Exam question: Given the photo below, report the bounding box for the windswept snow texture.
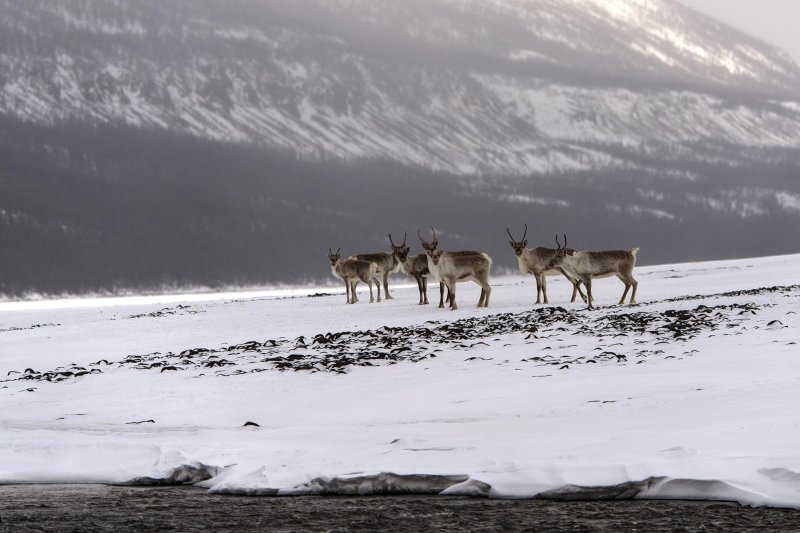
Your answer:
[1,254,799,507]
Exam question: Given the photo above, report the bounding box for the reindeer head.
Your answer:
[547,234,572,269]
[418,227,439,255]
[327,247,341,267]
[389,232,411,262]
[429,248,444,266]
[507,224,528,256]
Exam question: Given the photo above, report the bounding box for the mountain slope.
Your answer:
[1,0,799,175]
[0,0,799,296]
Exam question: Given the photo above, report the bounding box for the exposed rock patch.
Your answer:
[124,463,220,486]
[3,285,795,388]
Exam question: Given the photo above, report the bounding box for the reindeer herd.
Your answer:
[328,226,639,310]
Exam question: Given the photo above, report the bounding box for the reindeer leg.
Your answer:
[368,279,375,303]
[584,278,594,309]
[559,268,583,303]
[534,273,543,304]
[570,280,587,303]
[345,281,350,304]
[383,272,393,299]
[479,277,491,308]
[439,282,445,308]
[619,284,630,305]
[629,276,638,304]
[448,280,457,310]
[352,281,359,303]
[376,276,382,302]
[541,274,549,304]
[575,279,587,303]
[422,276,429,305]
[616,273,630,305]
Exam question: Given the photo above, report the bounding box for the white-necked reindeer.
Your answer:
[349,245,402,300]
[417,228,481,308]
[328,248,382,304]
[389,232,433,305]
[547,235,639,309]
[419,228,492,310]
[507,224,587,305]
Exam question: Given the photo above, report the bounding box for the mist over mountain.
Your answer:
[1,0,799,297]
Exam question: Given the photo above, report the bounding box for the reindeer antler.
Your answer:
[389,233,397,247]
[402,231,407,246]
[555,234,562,251]
[506,227,516,243]
[508,224,528,244]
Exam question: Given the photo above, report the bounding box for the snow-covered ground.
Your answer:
[1,254,798,507]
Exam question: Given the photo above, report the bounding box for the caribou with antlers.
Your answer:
[328,248,382,304]
[506,224,587,305]
[417,227,481,308]
[419,228,492,310]
[349,244,402,300]
[389,232,434,305]
[547,235,639,309]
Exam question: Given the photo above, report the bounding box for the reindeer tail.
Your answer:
[482,253,494,265]
[630,247,640,258]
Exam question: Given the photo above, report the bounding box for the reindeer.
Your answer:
[349,244,402,300]
[428,248,492,310]
[417,227,482,308]
[419,228,491,310]
[547,235,639,309]
[507,224,587,305]
[328,248,382,304]
[389,232,433,305]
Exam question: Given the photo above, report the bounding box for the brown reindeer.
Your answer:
[419,228,492,310]
[349,244,402,300]
[507,224,586,304]
[547,235,639,309]
[389,232,433,305]
[328,248,381,304]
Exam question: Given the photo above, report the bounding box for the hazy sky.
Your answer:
[678,0,800,65]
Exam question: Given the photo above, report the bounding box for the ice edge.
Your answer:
[116,466,786,507]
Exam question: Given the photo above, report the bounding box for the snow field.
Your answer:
[1,254,798,506]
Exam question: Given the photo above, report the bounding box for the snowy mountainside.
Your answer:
[1,0,800,296]
[0,0,799,175]
[316,0,800,92]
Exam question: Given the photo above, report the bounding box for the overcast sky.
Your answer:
[678,0,800,65]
